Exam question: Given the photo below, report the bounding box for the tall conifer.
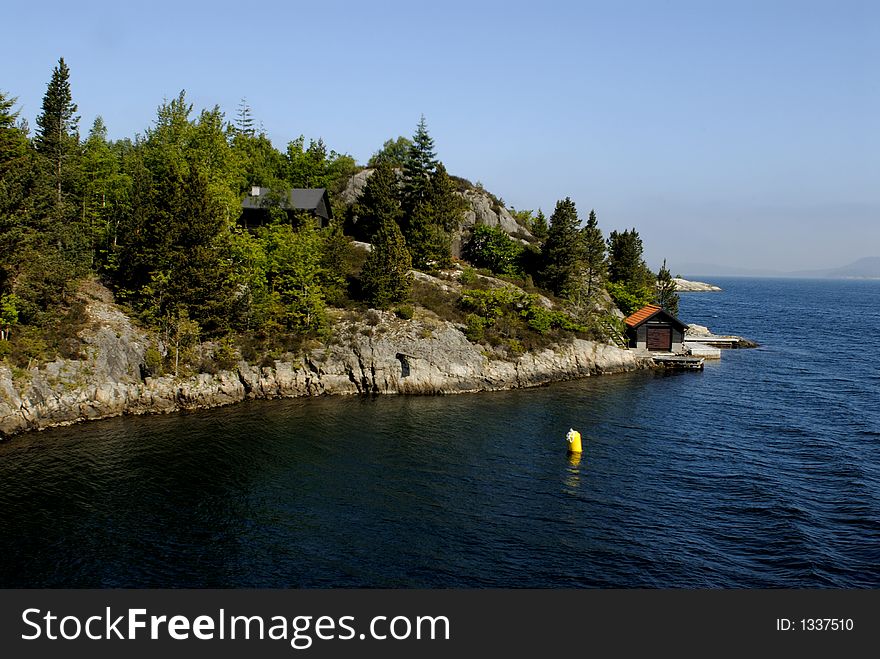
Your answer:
[361,215,412,308]
[35,57,79,204]
[540,197,582,297]
[655,259,680,316]
[581,209,606,303]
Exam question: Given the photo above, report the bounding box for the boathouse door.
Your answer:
[646,326,672,351]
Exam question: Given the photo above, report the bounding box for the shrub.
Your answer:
[462,225,524,276]
[144,347,164,377]
[395,304,414,320]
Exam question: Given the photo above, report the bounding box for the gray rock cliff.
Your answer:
[0,287,648,438]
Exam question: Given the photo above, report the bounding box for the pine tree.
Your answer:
[353,161,401,242]
[80,116,117,264]
[655,259,680,317]
[235,98,255,136]
[540,197,582,297]
[580,209,606,304]
[401,115,437,213]
[35,57,79,204]
[605,228,655,314]
[360,215,412,309]
[0,92,28,167]
[606,228,653,287]
[530,208,548,241]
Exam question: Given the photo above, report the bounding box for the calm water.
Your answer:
[1,278,878,587]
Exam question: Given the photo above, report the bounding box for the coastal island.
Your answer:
[0,60,753,438]
[673,278,722,292]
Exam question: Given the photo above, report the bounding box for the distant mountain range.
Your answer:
[675,257,880,280]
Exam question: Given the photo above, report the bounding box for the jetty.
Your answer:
[650,354,705,370]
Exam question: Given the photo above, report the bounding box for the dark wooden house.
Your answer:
[624,304,687,353]
[240,186,333,229]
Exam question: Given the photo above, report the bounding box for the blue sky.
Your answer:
[4,0,877,273]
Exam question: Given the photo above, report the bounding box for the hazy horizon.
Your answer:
[3,0,876,273]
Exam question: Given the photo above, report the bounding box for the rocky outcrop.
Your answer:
[673,277,722,292]
[339,169,533,242]
[458,188,530,238]
[0,293,650,438]
[685,323,758,348]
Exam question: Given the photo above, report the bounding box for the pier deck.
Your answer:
[650,354,705,370]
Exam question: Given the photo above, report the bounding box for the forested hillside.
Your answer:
[0,58,677,374]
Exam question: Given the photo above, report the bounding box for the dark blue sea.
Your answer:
[1,278,878,587]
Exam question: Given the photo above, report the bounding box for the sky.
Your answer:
[3,0,877,273]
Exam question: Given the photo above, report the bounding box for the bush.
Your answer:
[395,305,414,320]
[213,337,239,371]
[465,313,486,341]
[144,347,164,377]
[462,225,524,276]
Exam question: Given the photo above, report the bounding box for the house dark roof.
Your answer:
[241,187,332,219]
[624,304,687,331]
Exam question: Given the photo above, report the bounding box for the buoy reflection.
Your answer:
[564,450,582,490]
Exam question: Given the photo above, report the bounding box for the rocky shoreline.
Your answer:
[0,292,651,439]
[673,277,722,292]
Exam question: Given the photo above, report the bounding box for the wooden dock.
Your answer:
[650,354,705,370]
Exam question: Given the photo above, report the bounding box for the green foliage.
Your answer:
[212,336,239,371]
[540,197,583,297]
[606,280,654,316]
[459,287,587,355]
[607,228,654,287]
[655,259,680,317]
[463,224,524,276]
[0,293,19,340]
[360,216,412,309]
[144,347,164,377]
[34,57,80,202]
[606,228,655,316]
[394,304,414,320]
[459,267,477,285]
[569,208,606,313]
[352,161,401,242]
[285,136,357,195]
[404,162,465,269]
[261,222,327,333]
[402,115,437,209]
[368,136,412,168]
[234,98,255,136]
[530,209,549,241]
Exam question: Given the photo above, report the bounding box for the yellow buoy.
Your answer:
[566,428,582,454]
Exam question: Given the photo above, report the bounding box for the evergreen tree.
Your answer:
[606,228,653,287]
[81,117,128,264]
[352,161,401,242]
[0,92,28,166]
[35,57,80,205]
[580,209,606,304]
[234,98,255,136]
[540,197,583,297]
[360,215,412,308]
[0,91,30,299]
[605,228,655,314]
[655,259,680,317]
[401,115,437,212]
[530,208,548,241]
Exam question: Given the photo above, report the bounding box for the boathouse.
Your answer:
[624,304,687,353]
[240,186,333,229]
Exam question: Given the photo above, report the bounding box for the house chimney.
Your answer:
[250,186,261,197]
